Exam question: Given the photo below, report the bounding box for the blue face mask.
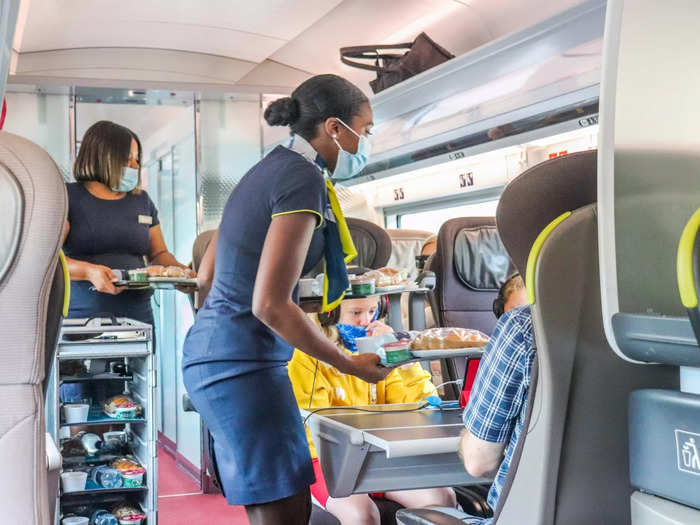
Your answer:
[336,323,368,353]
[331,118,371,181]
[113,167,139,192]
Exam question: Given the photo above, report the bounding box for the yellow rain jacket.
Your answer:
[288,347,436,459]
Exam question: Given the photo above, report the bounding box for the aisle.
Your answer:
[158,446,249,524]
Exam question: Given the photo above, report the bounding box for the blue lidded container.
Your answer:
[89,465,123,489]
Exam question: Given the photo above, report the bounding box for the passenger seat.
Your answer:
[397,150,678,524]
[429,217,509,399]
[0,131,68,523]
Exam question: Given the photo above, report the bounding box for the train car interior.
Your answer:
[0,0,699,524]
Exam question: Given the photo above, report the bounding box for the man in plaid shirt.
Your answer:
[459,303,535,523]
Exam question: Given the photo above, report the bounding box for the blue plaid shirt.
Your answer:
[462,305,535,523]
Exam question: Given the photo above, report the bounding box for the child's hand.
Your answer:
[366,321,393,337]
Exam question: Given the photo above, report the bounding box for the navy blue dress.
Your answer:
[63,183,159,325]
[182,145,327,505]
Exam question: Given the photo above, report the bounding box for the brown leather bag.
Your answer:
[340,33,454,94]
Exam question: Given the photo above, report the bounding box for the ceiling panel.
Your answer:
[18,0,343,59]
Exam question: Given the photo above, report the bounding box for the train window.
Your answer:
[397,199,499,232]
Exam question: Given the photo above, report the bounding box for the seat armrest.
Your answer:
[396,507,471,525]
[46,433,61,471]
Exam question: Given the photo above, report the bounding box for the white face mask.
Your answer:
[331,119,371,180]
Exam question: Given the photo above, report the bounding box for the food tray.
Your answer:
[113,280,150,289]
[113,278,197,290]
[148,277,197,284]
[375,284,409,293]
[410,348,487,359]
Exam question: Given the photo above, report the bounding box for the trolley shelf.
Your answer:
[60,407,145,427]
[61,373,133,384]
[62,480,147,497]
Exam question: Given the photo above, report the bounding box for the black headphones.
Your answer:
[318,295,390,326]
[493,272,521,319]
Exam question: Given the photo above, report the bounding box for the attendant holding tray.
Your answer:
[62,120,193,326]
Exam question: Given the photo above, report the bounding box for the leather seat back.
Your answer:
[0,131,68,523]
[347,217,392,270]
[430,217,509,397]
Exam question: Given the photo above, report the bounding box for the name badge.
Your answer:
[138,215,153,225]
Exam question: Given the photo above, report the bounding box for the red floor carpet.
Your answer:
[158,446,249,524]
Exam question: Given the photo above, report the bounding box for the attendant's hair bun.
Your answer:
[264,97,300,127]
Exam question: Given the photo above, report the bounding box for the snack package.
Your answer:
[410,327,489,350]
[145,265,194,278]
[103,395,141,419]
[145,265,165,277]
[111,457,146,487]
[111,502,146,525]
[363,267,409,287]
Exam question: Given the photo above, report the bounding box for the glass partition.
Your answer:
[3,91,72,180]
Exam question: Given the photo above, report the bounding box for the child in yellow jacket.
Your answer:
[289,296,456,524]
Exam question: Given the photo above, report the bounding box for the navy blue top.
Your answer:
[63,182,159,322]
[182,146,328,375]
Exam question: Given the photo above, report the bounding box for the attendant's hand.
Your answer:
[175,267,198,293]
[342,353,390,383]
[366,320,393,337]
[87,265,124,294]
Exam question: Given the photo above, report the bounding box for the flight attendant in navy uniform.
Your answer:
[63,120,193,326]
[182,75,388,524]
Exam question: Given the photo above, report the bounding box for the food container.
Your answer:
[381,340,413,364]
[91,510,118,525]
[60,471,88,493]
[103,395,140,419]
[116,516,144,525]
[111,457,145,487]
[90,465,123,489]
[298,278,317,297]
[350,276,376,296]
[410,327,489,350]
[62,403,90,424]
[120,467,145,487]
[102,430,126,444]
[127,268,148,282]
[62,517,89,525]
[106,406,138,419]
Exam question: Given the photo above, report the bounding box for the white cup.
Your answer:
[60,471,87,493]
[62,404,90,424]
[298,279,316,297]
[356,337,378,354]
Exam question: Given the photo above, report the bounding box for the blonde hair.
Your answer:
[503,275,525,302]
[74,120,142,192]
[308,313,344,348]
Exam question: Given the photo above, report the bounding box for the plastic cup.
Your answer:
[62,404,89,424]
[60,471,87,493]
[356,337,378,355]
[298,279,316,297]
[121,469,145,487]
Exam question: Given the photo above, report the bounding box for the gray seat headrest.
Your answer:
[192,229,217,273]
[497,150,598,277]
[432,217,506,334]
[347,217,392,269]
